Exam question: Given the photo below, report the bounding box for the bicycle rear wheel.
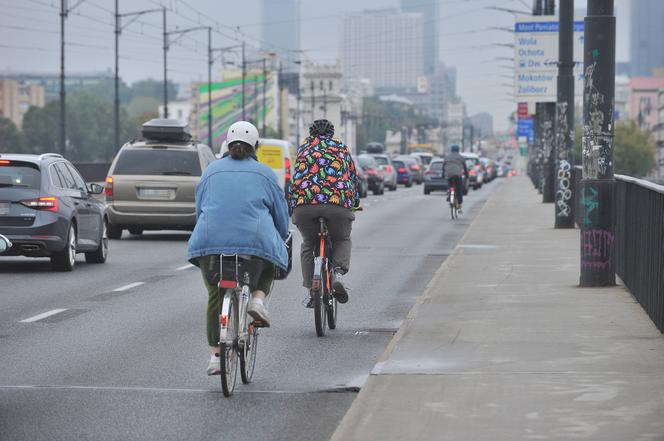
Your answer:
[240,327,258,384]
[313,286,327,337]
[220,294,238,397]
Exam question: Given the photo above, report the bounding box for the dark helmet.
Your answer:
[309,119,335,137]
[450,144,460,153]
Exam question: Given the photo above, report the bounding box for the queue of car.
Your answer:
[1,121,510,272]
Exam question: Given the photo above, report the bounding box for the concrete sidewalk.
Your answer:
[331,177,664,441]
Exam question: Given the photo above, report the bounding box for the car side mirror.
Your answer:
[0,234,12,254]
[87,183,104,195]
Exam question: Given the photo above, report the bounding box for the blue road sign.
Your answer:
[518,119,535,145]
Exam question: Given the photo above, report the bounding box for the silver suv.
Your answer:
[105,119,215,239]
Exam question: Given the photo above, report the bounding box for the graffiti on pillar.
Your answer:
[556,160,572,217]
[582,59,614,180]
[555,101,572,218]
[581,229,614,269]
[581,186,598,227]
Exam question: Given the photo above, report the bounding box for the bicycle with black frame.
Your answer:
[311,217,338,337]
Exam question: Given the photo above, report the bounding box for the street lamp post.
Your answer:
[114,3,162,159]
[579,0,616,286]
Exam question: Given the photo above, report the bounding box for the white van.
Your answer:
[219,138,293,192]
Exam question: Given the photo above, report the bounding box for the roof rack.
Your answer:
[39,153,63,160]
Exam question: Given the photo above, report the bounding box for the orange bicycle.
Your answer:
[311,217,337,337]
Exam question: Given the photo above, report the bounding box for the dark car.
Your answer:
[357,154,385,195]
[351,155,369,198]
[423,159,447,195]
[392,159,412,187]
[0,153,107,271]
[395,155,423,184]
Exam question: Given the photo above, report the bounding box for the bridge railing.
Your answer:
[571,166,664,332]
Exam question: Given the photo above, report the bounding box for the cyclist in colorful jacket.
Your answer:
[289,119,360,308]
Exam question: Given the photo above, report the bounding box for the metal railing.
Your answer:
[571,166,664,332]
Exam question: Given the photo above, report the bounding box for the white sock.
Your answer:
[252,298,264,306]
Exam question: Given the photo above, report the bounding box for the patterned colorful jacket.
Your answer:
[288,136,360,210]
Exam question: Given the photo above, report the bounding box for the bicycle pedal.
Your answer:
[252,319,268,328]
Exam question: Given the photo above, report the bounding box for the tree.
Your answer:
[22,102,59,153]
[131,79,177,102]
[0,117,26,153]
[574,121,656,177]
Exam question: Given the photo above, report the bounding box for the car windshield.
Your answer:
[358,156,376,169]
[393,161,405,169]
[430,161,443,172]
[419,156,433,166]
[465,158,479,168]
[373,156,389,166]
[113,149,201,176]
[0,162,41,188]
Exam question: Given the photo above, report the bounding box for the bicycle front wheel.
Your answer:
[313,287,327,337]
[240,327,259,384]
[220,294,238,397]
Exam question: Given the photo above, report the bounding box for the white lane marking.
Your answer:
[112,282,144,292]
[20,309,67,323]
[176,263,194,271]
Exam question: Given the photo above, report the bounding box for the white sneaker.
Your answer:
[247,301,271,327]
[207,354,221,376]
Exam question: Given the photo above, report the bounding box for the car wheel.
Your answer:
[424,188,431,195]
[406,182,413,188]
[108,222,123,239]
[128,227,143,235]
[51,224,76,272]
[85,218,108,264]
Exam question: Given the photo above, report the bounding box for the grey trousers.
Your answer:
[292,204,355,288]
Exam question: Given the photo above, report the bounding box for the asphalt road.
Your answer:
[0,180,499,441]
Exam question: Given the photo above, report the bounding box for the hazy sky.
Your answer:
[1,0,631,131]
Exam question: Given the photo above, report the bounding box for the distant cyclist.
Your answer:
[188,121,290,376]
[289,119,360,307]
[444,144,468,213]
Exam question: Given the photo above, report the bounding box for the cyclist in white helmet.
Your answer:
[188,121,290,376]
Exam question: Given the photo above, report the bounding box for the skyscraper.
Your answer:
[400,0,439,75]
[341,9,424,93]
[630,0,664,77]
[261,0,300,71]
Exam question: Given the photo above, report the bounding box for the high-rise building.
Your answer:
[341,9,424,94]
[261,0,300,72]
[400,0,439,75]
[630,0,664,77]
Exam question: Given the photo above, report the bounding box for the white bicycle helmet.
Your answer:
[227,121,259,148]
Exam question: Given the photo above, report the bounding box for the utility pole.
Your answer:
[60,0,66,155]
[580,0,616,286]
[162,7,168,118]
[115,4,161,158]
[262,58,267,132]
[554,0,576,228]
[242,41,246,120]
[541,0,556,203]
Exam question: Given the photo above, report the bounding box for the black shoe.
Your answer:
[303,295,314,309]
[332,270,349,304]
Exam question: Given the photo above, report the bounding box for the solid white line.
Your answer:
[176,263,194,271]
[19,309,67,323]
[112,282,144,292]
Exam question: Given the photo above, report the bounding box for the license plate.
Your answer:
[137,188,174,199]
[0,202,9,215]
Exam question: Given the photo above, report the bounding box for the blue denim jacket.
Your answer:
[187,157,290,270]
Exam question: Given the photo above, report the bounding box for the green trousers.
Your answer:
[199,255,274,347]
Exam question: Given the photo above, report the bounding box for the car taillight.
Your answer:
[385,166,393,173]
[411,165,420,171]
[20,196,58,212]
[0,160,10,165]
[425,170,434,175]
[105,176,113,198]
[366,169,377,175]
[284,157,291,183]
[398,167,407,173]
[469,169,476,176]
